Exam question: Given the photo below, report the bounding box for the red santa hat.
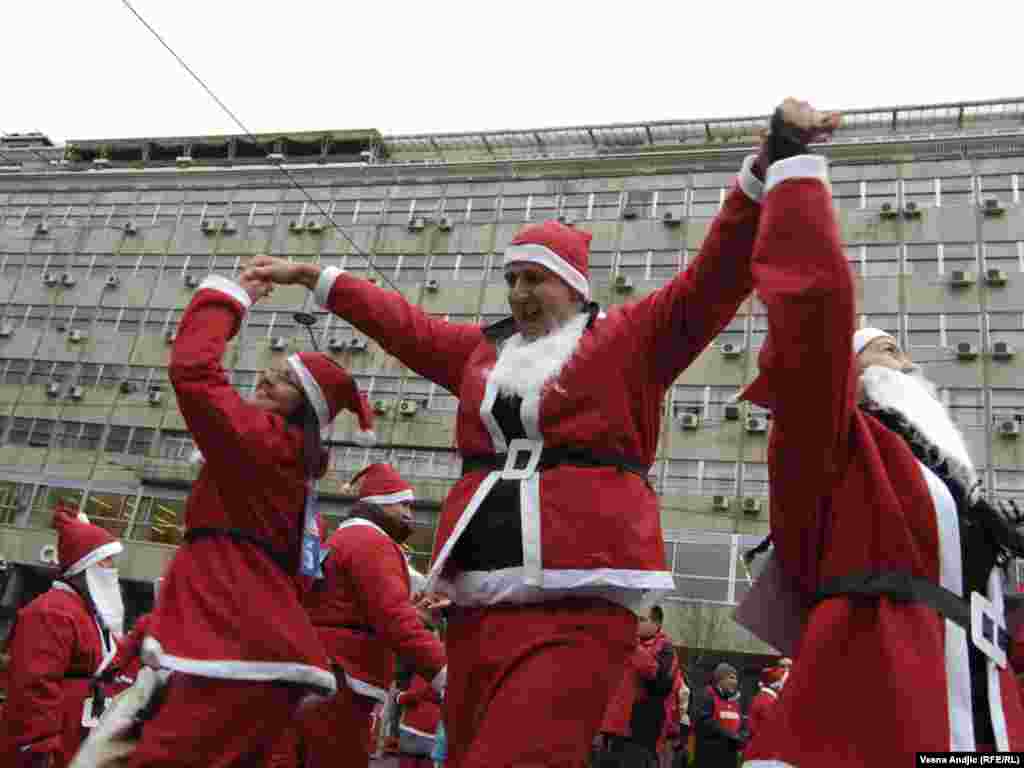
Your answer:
[504,220,592,300]
[760,664,788,689]
[53,504,123,577]
[286,352,375,445]
[350,463,414,505]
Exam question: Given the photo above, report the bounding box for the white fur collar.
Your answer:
[860,365,978,493]
[488,312,588,400]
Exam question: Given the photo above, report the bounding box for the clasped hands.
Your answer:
[237,255,316,304]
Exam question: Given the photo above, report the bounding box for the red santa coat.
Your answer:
[314,159,763,609]
[740,156,1024,765]
[146,276,333,694]
[745,688,778,746]
[397,674,442,740]
[305,518,446,700]
[1,583,113,768]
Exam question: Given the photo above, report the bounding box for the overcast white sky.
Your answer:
[4,1,1022,143]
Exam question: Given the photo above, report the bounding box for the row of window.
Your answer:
[1,172,1020,223]
[0,416,154,455]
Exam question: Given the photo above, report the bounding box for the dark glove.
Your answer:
[752,100,840,179]
[17,751,53,768]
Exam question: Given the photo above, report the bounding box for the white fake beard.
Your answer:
[860,365,978,491]
[488,312,588,400]
[86,566,125,637]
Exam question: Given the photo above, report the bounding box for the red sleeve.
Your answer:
[5,608,74,753]
[397,675,439,707]
[628,176,761,390]
[342,529,446,679]
[631,645,658,681]
[747,695,769,741]
[170,278,300,485]
[747,157,858,588]
[110,613,150,675]
[318,270,483,395]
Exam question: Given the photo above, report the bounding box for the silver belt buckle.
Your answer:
[500,439,543,480]
[970,591,1008,669]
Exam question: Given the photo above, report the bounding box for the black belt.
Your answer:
[185,527,293,574]
[461,447,648,478]
[317,623,376,636]
[815,571,1008,653]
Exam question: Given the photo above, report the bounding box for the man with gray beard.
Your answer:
[736,98,1024,767]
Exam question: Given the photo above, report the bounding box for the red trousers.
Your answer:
[128,674,304,768]
[445,598,635,768]
[264,683,377,768]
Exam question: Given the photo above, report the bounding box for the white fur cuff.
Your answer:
[314,266,344,307]
[431,665,447,696]
[197,275,252,311]
[765,155,830,195]
[738,155,764,203]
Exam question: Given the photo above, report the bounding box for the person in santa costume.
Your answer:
[1,505,124,768]
[745,663,786,748]
[691,663,745,768]
[737,98,1024,765]
[116,270,376,768]
[278,463,447,768]
[244,123,766,765]
[396,666,444,768]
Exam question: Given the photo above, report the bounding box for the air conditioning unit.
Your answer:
[437,216,452,232]
[68,329,87,344]
[556,214,575,226]
[104,274,120,288]
[998,419,1021,438]
[985,268,1008,286]
[662,210,681,226]
[165,329,178,344]
[982,197,1006,217]
[60,272,76,288]
[948,270,974,288]
[745,415,768,433]
[742,496,763,515]
[721,342,745,358]
[408,217,426,232]
[266,152,285,163]
[349,338,368,352]
[372,398,391,415]
[148,390,163,406]
[200,220,217,234]
[306,219,325,233]
[621,206,638,220]
[39,543,58,566]
[991,341,1016,360]
[288,220,304,232]
[678,412,700,430]
[398,399,419,417]
[712,495,731,512]
[0,322,13,338]
[328,337,348,352]
[955,342,978,361]
[120,380,138,394]
[68,385,84,401]
[35,221,50,235]
[175,155,193,167]
[424,279,440,292]
[123,221,138,235]
[46,382,61,398]
[614,274,634,293]
[43,271,59,286]
[879,202,900,219]
[93,157,111,168]
[184,274,200,288]
[723,403,742,421]
[902,201,922,219]
[221,219,237,234]
[270,337,288,351]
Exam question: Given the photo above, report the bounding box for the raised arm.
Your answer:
[628,157,763,389]
[244,259,482,395]
[169,275,299,478]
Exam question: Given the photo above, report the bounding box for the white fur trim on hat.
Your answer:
[64,540,123,578]
[361,489,414,505]
[287,355,329,426]
[504,243,590,300]
[853,327,895,356]
[197,275,252,311]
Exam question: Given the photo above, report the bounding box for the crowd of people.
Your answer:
[2,96,1024,767]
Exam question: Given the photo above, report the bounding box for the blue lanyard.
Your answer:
[300,477,324,579]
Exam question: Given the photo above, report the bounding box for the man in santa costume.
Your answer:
[738,98,1024,765]
[116,270,376,768]
[245,119,767,765]
[281,463,447,768]
[1,506,124,768]
[745,663,786,748]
